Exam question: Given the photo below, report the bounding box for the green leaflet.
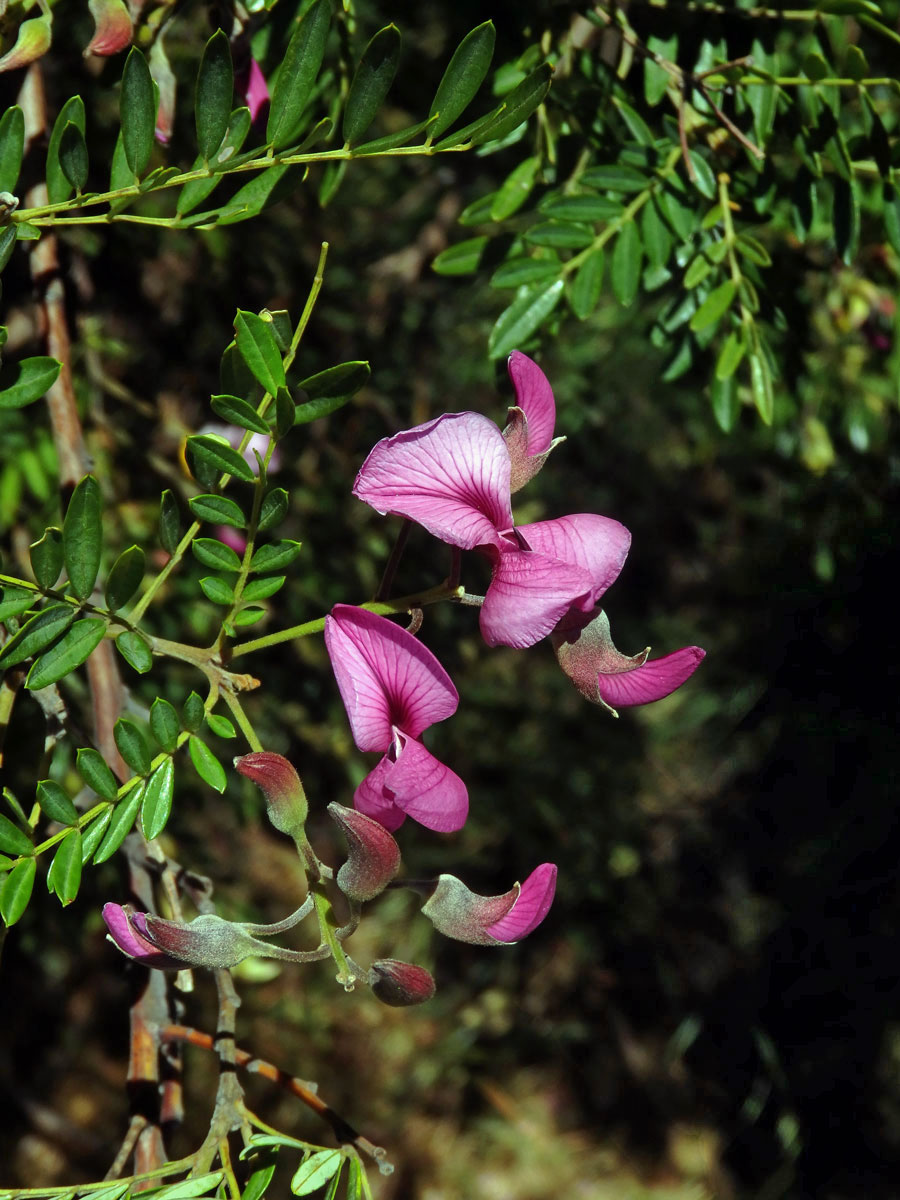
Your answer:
[342,25,401,146]
[195,30,233,162]
[266,0,331,151]
[26,618,106,689]
[428,21,495,139]
[0,357,62,410]
[63,475,103,601]
[120,48,155,177]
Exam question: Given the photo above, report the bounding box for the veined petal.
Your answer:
[353,412,512,550]
[485,862,557,943]
[325,606,459,750]
[382,733,468,832]
[518,514,631,606]
[355,757,407,831]
[480,546,597,649]
[102,902,185,970]
[596,646,706,708]
[507,351,556,455]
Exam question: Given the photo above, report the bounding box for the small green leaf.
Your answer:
[189,494,247,528]
[37,780,79,826]
[569,248,604,320]
[275,386,295,438]
[93,783,144,863]
[47,97,86,206]
[189,736,226,793]
[687,151,717,201]
[266,0,331,151]
[192,538,243,572]
[115,630,153,674]
[644,34,677,106]
[80,809,113,862]
[641,199,672,270]
[488,279,564,359]
[296,361,370,402]
[1,858,36,925]
[711,374,740,432]
[209,394,270,435]
[63,475,103,601]
[610,221,643,307]
[158,1173,224,1200]
[120,48,156,177]
[581,164,649,193]
[182,691,205,733]
[215,164,303,226]
[59,122,89,193]
[206,713,236,738]
[490,257,560,289]
[715,330,746,380]
[735,235,772,268]
[199,576,235,605]
[467,63,552,147]
[0,814,33,857]
[658,185,694,241]
[105,545,146,612]
[342,25,402,146]
[30,527,64,590]
[432,237,488,275]
[291,1150,343,1196]
[490,155,539,220]
[76,747,118,800]
[0,105,25,194]
[524,222,595,249]
[803,51,829,82]
[241,1156,277,1200]
[249,540,302,573]
[539,195,622,223]
[114,717,152,777]
[186,434,255,485]
[232,606,266,627]
[47,830,83,906]
[176,107,252,216]
[140,759,175,840]
[234,310,286,396]
[428,21,495,139]
[689,279,736,333]
[684,256,712,290]
[0,356,62,410]
[458,192,495,226]
[750,351,774,424]
[0,605,75,669]
[159,489,181,554]
[150,697,180,753]
[243,575,285,602]
[0,587,33,622]
[747,41,777,145]
[258,488,289,532]
[195,30,233,161]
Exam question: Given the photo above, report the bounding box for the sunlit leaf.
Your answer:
[186,434,255,484]
[689,279,736,332]
[47,830,83,906]
[0,814,33,857]
[115,630,153,674]
[234,310,286,396]
[93,783,144,863]
[192,538,242,572]
[150,697,180,753]
[487,278,564,359]
[141,759,175,840]
[114,716,152,776]
[189,494,247,528]
[77,747,118,800]
[0,858,36,925]
[188,736,226,793]
[209,393,270,435]
[468,63,552,147]
[0,356,62,410]
[199,576,234,605]
[290,1150,343,1196]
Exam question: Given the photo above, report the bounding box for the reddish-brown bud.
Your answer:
[369,959,435,1007]
[102,904,262,971]
[234,752,308,838]
[328,802,401,902]
[84,0,132,57]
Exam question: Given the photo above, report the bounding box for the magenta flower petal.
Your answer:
[325,605,459,751]
[102,903,184,969]
[354,758,407,831]
[596,645,706,708]
[244,57,269,123]
[353,412,513,550]
[381,733,468,832]
[485,862,557,943]
[507,351,556,455]
[480,547,597,649]
[518,514,632,606]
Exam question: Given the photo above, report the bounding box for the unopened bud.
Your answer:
[0,15,52,73]
[328,802,400,902]
[102,904,262,971]
[369,959,435,1007]
[235,752,308,838]
[84,0,132,56]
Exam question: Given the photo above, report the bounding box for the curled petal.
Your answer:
[379,732,468,832]
[518,514,631,607]
[595,645,706,709]
[102,902,183,969]
[85,0,132,56]
[480,546,597,649]
[353,412,513,550]
[485,862,557,943]
[507,351,556,456]
[354,756,406,831]
[325,605,458,752]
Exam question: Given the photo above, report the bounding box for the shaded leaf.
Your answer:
[192,538,242,572]
[569,247,604,320]
[610,221,643,306]
[93,783,144,863]
[37,780,79,826]
[641,198,672,269]
[833,175,859,265]
[59,122,88,192]
[47,97,85,205]
[195,30,233,161]
[199,576,234,605]
[182,691,205,733]
[47,830,83,906]
[30,527,63,590]
[105,545,145,611]
[159,489,180,554]
[297,361,370,401]
[487,278,564,359]
[120,47,156,177]
[176,107,252,216]
[524,222,595,249]
[249,539,302,573]
[711,374,740,432]
[63,475,103,601]
[0,105,25,193]
[468,63,552,147]
[0,356,62,410]
[26,618,106,689]
[266,0,331,151]
[189,494,246,528]
[581,164,649,192]
[539,194,622,222]
[186,434,255,484]
[210,393,270,435]
[432,236,488,275]
[490,257,560,289]
[150,697,180,753]
[750,350,774,424]
[490,155,539,221]
[114,717,152,776]
[0,587,33,622]
[342,25,401,146]
[0,605,75,669]
[81,809,113,862]
[258,488,289,532]
[428,21,495,138]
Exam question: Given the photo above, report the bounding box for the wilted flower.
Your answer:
[235,751,308,838]
[369,959,436,1006]
[324,604,468,832]
[551,607,705,715]
[328,802,401,901]
[422,863,557,945]
[503,351,565,492]
[353,409,630,649]
[102,903,263,971]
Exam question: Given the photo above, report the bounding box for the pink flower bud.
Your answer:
[328,803,401,902]
[84,0,132,57]
[369,959,436,1006]
[0,15,52,73]
[102,903,261,971]
[234,752,308,838]
[422,863,557,945]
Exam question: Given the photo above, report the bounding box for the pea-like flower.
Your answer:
[502,350,566,492]
[102,903,263,971]
[422,862,557,945]
[324,604,468,832]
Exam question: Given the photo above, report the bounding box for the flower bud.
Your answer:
[235,752,308,838]
[0,15,52,73]
[328,802,400,902]
[84,0,132,57]
[369,959,435,1007]
[103,904,262,971]
[422,863,557,945]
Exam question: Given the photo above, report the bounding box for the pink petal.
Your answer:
[485,862,557,943]
[480,546,597,649]
[244,58,269,124]
[325,606,458,751]
[596,646,706,708]
[507,352,556,455]
[353,412,512,550]
[102,903,182,969]
[85,0,132,56]
[519,514,631,607]
[381,733,468,832]
[355,758,407,831]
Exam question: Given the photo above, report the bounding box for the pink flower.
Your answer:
[242,57,270,125]
[102,903,263,970]
[551,607,705,715]
[422,862,557,945]
[503,351,566,492]
[353,409,630,649]
[324,604,468,833]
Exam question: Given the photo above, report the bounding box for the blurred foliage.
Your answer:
[1,2,899,1200]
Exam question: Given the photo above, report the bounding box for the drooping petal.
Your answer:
[507,351,556,455]
[519,514,632,607]
[485,862,557,943]
[480,545,597,649]
[380,733,468,832]
[325,606,458,751]
[595,646,706,709]
[354,757,406,831]
[353,412,513,550]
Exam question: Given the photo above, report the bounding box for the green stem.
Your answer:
[220,689,263,752]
